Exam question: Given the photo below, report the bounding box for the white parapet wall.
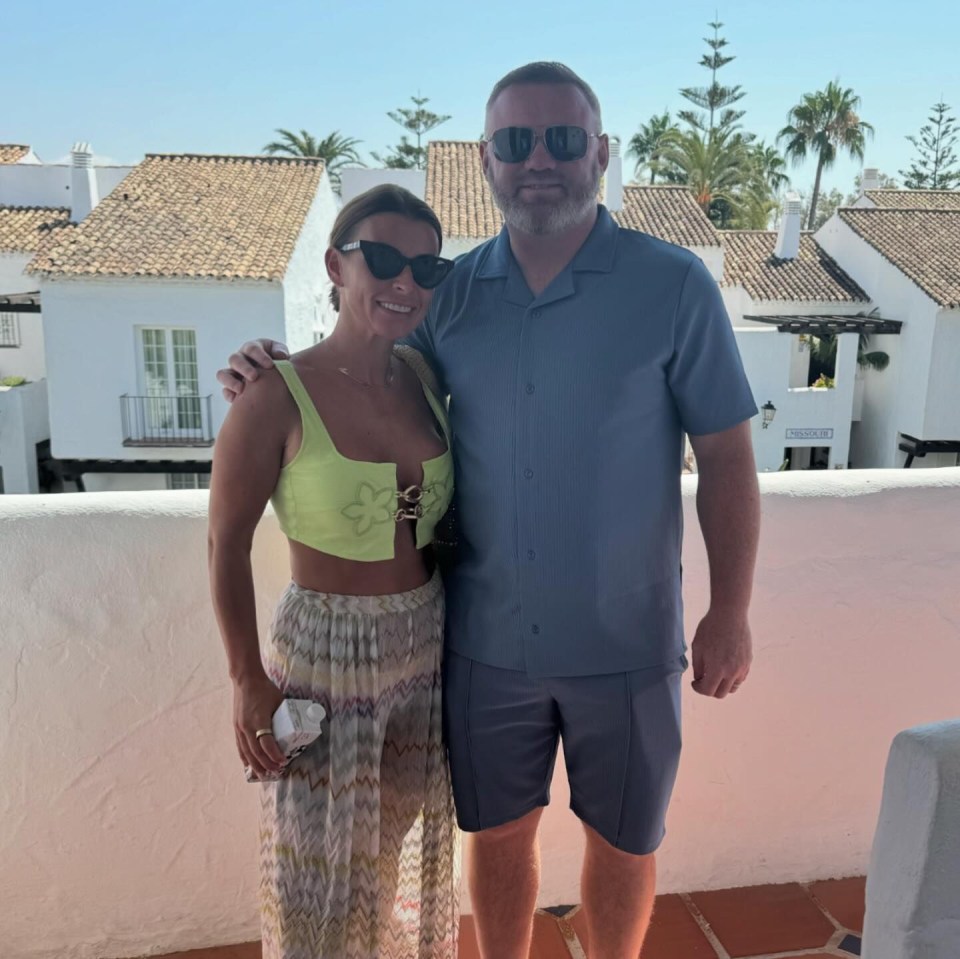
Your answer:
[862,720,960,958]
[1,469,960,958]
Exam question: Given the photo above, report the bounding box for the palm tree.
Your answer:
[262,129,364,189]
[627,112,679,183]
[729,190,779,230]
[658,126,749,215]
[750,141,790,194]
[778,82,874,230]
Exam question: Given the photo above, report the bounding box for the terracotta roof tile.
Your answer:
[0,145,30,164]
[839,208,960,308]
[613,185,720,248]
[28,154,326,280]
[425,141,503,239]
[425,141,719,249]
[865,189,960,211]
[0,206,72,254]
[720,231,868,303]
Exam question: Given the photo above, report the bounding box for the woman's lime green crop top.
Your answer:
[270,356,454,562]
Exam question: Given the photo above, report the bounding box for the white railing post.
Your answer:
[863,720,960,957]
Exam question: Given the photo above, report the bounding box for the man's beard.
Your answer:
[487,164,601,235]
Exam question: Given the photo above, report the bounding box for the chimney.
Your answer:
[70,142,99,222]
[860,167,880,195]
[774,191,802,259]
[603,136,623,212]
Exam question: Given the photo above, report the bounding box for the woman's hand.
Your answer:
[233,673,288,780]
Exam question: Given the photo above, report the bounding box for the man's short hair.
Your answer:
[486,61,602,127]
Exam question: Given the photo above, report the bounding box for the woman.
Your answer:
[208,184,459,959]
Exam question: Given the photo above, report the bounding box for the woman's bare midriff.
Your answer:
[288,521,434,596]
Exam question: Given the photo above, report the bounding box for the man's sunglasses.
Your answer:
[485,125,601,163]
[337,240,454,289]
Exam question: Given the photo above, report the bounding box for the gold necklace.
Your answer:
[336,358,395,389]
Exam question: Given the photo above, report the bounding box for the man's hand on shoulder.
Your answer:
[216,339,289,403]
[690,607,752,699]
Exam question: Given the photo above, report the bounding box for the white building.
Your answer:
[25,151,338,492]
[816,186,960,468]
[719,194,889,473]
[0,142,135,492]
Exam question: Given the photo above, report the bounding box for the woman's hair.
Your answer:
[328,184,444,311]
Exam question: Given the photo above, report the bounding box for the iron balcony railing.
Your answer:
[120,394,214,447]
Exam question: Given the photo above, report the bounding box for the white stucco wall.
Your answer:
[735,326,858,471]
[0,311,47,382]
[281,175,339,345]
[788,334,810,389]
[692,244,724,281]
[925,308,960,444]
[40,276,285,461]
[816,217,946,467]
[862,719,960,958]
[2,470,960,957]
[0,163,133,210]
[0,251,38,295]
[81,473,204,494]
[0,379,49,492]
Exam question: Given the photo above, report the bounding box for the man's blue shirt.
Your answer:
[407,206,757,677]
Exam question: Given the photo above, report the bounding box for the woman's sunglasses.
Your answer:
[337,240,454,290]
[485,125,601,164]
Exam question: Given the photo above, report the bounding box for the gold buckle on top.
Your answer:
[399,485,425,504]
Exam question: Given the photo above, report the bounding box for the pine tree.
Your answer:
[372,95,451,170]
[679,20,746,135]
[899,102,960,190]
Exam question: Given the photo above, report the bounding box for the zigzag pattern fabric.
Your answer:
[259,572,460,958]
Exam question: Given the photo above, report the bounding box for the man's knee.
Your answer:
[583,820,657,869]
[472,807,543,848]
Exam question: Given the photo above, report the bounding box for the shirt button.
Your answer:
[531,624,540,635]
[527,549,536,560]
[523,468,534,479]
[525,383,535,394]
[531,309,542,319]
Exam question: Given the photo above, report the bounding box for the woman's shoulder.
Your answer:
[230,363,298,420]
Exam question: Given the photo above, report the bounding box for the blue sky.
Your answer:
[5,0,959,199]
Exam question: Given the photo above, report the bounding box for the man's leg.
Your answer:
[443,652,560,959]
[552,658,686,957]
[581,822,656,958]
[469,807,544,959]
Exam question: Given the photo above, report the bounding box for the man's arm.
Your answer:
[687,420,760,698]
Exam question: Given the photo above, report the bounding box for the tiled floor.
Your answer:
[142,876,865,959]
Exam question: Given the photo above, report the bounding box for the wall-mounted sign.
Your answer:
[785,428,834,440]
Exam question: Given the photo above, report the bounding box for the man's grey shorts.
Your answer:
[443,651,686,856]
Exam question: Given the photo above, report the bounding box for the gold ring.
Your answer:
[254,728,273,739]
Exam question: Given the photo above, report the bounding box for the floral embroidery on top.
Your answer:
[418,480,448,515]
[342,480,452,535]
[341,483,397,536]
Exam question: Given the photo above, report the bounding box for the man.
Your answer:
[221,62,760,959]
